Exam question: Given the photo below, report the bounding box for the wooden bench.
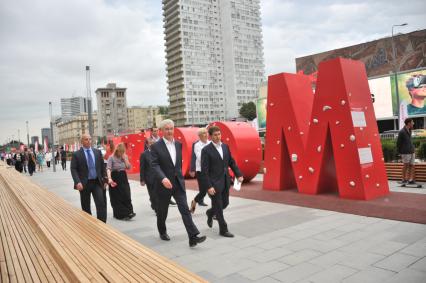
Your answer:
[0,162,206,282]
[385,163,426,182]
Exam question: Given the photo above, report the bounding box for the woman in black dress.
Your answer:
[106,143,135,220]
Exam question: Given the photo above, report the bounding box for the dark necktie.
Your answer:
[86,149,97,180]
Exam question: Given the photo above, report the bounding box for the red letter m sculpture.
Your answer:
[263,58,389,200]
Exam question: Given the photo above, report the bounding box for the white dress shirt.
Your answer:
[212,141,223,159]
[163,137,176,165]
[194,140,210,171]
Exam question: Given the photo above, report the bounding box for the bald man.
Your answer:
[71,134,108,222]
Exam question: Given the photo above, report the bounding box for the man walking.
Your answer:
[201,126,243,238]
[189,127,210,213]
[71,134,108,222]
[151,119,206,247]
[140,137,158,213]
[397,118,417,186]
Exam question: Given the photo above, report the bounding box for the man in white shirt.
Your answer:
[151,119,206,247]
[189,128,210,212]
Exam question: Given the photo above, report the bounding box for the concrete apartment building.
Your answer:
[60,96,87,119]
[162,0,265,126]
[57,113,98,146]
[96,83,128,137]
[127,106,159,132]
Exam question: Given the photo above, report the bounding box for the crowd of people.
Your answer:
[69,120,243,247]
[0,147,69,176]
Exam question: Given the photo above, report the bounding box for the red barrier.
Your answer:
[209,121,262,182]
[174,127,199,177]
[263,58,389,200]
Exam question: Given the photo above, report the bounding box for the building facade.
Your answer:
[57,113,98,146]
[95,83,128,137]
[127,106,159,132]
[162,0,265,126]
[60,96,87,119]
[41,128,52,144]
[31,136,39,145]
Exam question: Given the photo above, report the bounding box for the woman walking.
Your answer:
[106,143,135,220]
[28,149,36,176]
[36,151,45,172]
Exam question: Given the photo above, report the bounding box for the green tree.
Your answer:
[239,101,257,121]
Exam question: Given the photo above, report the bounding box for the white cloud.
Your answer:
[0,0,425,143]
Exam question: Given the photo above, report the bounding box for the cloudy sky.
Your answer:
[0,0,425,144]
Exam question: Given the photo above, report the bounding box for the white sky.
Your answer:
[0,0,425,144]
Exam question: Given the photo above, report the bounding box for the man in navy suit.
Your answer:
[71,134,107,222]
[201,126,243,237]
[151,119,206,247]
[140,137,157,213]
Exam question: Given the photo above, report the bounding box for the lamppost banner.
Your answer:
[391,69,426,117]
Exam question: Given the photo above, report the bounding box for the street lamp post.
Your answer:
[49,102,56,172]
[26,121,30,147]
[391,23,408,130]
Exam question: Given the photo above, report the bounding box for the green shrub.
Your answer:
[381,139,397,162]
[417,141,426,160]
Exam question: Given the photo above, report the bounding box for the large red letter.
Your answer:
[263,58,389,200]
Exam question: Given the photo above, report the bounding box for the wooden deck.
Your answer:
[0,162,206,283]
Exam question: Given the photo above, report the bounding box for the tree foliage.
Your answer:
[239,101,257,121]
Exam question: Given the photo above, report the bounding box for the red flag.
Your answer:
[44,137,48,153]
[35,141,39,152]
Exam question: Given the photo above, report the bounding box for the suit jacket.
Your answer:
[201,142,242,192]
[140,150,155,185]
[70,147,106,188]
[190,140,197,172]
[151,139,185,191]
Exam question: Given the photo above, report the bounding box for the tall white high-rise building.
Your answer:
[60,97,87,119]
[163,0,265,126]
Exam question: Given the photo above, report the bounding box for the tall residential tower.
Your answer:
[163,0,265,126]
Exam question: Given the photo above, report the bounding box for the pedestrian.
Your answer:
[151,119,206,247]
[140,137,157,213]
[106,143,135,220]
[36,151,45,172]
[6,152,12,166]
[201,126,243,238]
[397,118,418,186]
[28,149,36,176]
[13,150,24,173]
[189,127,210,213]
[55,150,60,165]
[60,146,67,171]
[0,152,4,161]
[45,150,52,168]
[70,134,108,223]
[23,147,29,173]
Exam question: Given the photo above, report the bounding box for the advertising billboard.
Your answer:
[391,69,426,117]
[368,76,393,119]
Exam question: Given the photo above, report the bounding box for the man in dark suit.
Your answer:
[71,134,107,222]
[201,126,243,238]
[140,137,157,213]
[151,119,206,247]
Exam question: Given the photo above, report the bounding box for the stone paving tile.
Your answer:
[386,268,426,283]
[308,250,348,268]
[249,247,294,263]
[256,236,294,250]
[270,262,323,283]
[400,242,426,257]
[208,258,258,278]
[409,256,426,273]
[339,252,385,270]
[374,253,420,272]
[213,273,255,283]
[238,261,290,281]
[341,267,396,283]
[368,240,408,256]
[278,249,322,266]
[284,238,346,253]
[312,229,349,241]
[304,264,358,283]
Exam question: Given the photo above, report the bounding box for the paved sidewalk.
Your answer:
[31,163,426,282]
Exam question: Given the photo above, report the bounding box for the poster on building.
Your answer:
[256,97,267,130]
[368,76,393,119]
[391,69,426,116]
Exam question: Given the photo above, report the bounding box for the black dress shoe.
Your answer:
[206,212,213,228]
[220,231,234,238]
[128,212,136,219]
[160,233,170,241]
[189,235,206,247]
[197,201,208,206]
